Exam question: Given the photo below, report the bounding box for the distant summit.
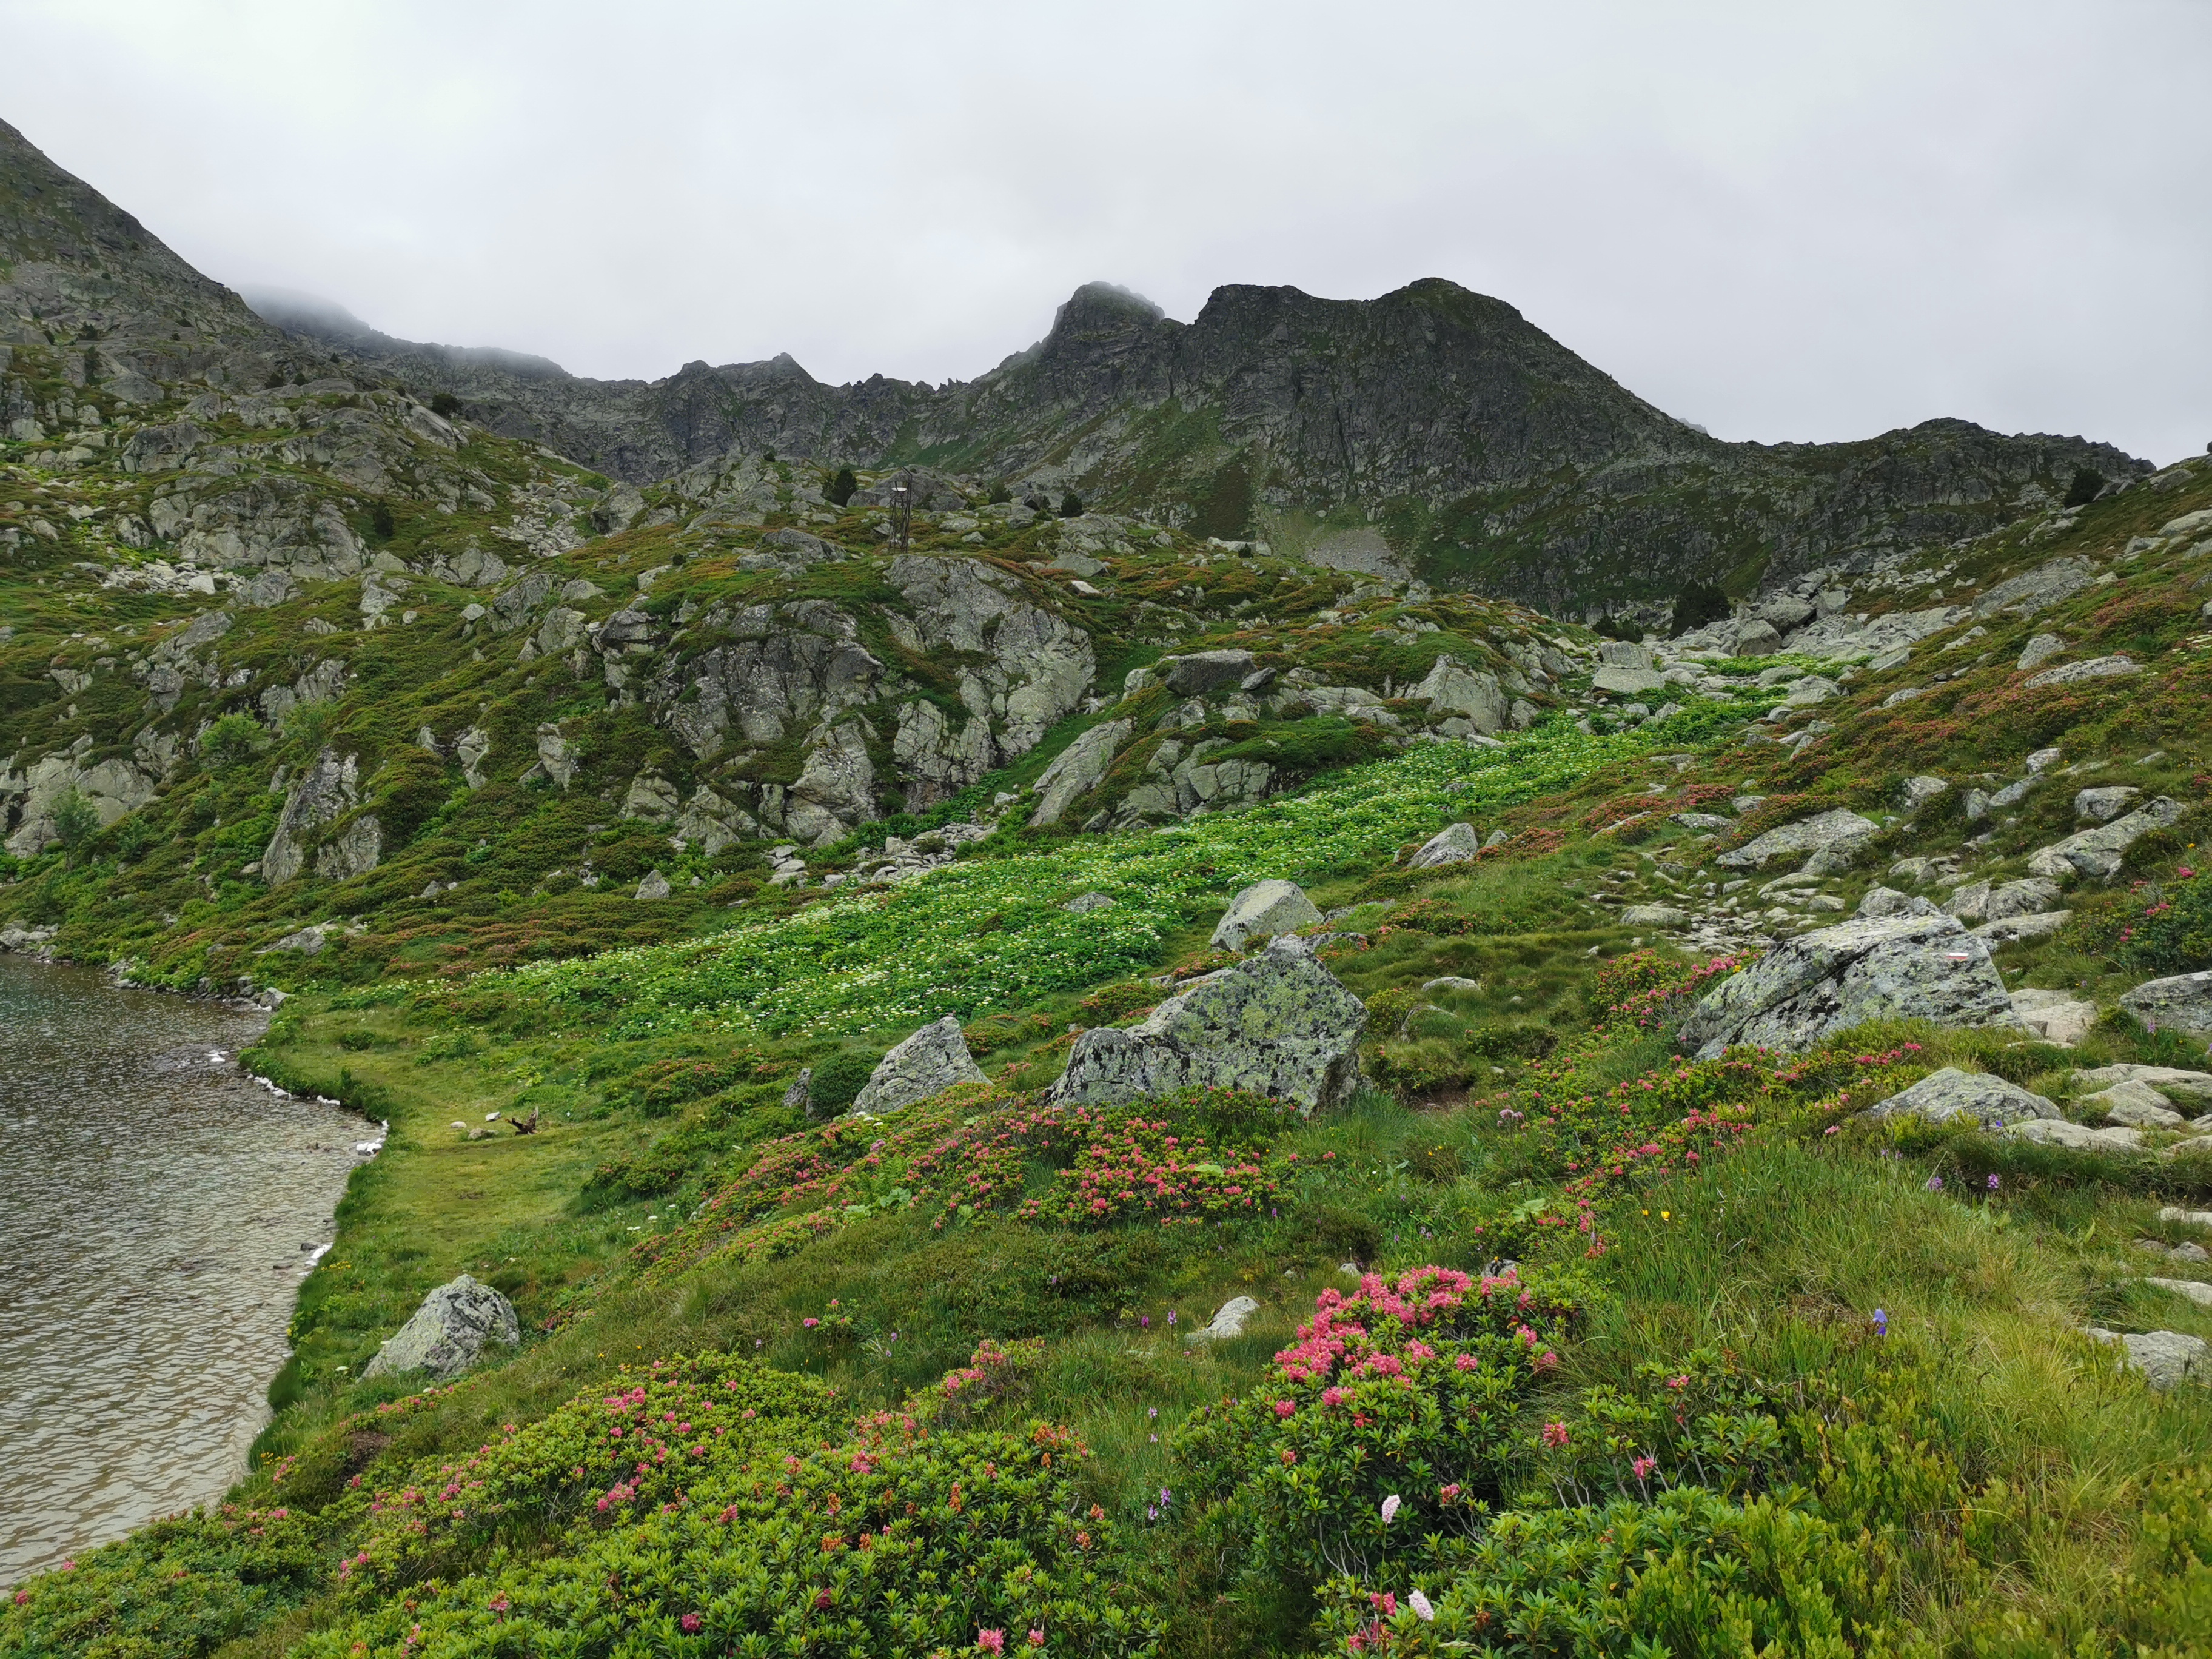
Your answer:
[1,115,2146,608]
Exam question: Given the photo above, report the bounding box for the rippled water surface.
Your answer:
[0,957,360,1584]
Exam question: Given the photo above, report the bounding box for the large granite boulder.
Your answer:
[1050,936,1365,1114]
[1716,808,1879,873]
[1161,649,1258,696]
[851,1015,987,1115]
[2026,796,2183,883]
[363,1275,520,1382]
[2121,971,2212,1037]
[1860,1067,2060,1127]
[1677,913,2022,1059]
[1210,879,1322,953]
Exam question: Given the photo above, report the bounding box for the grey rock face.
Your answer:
[1414,657,1509,732]
[1594,663,1667,697]
[1861,1067,2060,1127]
[2077,1064,2212,1107]
[2085,1327,2210,1390]
[2017,633,2066,672]
[2009,988,2096,1046]
[1049,936,1366,1114]
[670,787,757,856]
[1971,911,2071,947]
[2076,786,2143,823]
[1183,1295,1261,1344]
[1899,776,1949,811]
[1161,649,1258,695]
[2024,654,2140,689]
[1065,891,1117,913]
[1407,822,1483,869]
[1716,808,1879,872]
[623,773,680,824]
[2084,1080,2184,1128]
[1678,912,2022,1059]
[851,1015,987,1115]
[785,722,877,846]
[315,813,383,883]
[2005,1119,2143,1153]
[1030,719,1132,826]
[635,868,672,900]
[2027,797,2184,882]
[362,1274,520,1382]
[2121,972,2212,1038]
[1620,903,1689,927]
[1974,555,2095,618]
[261,748,359,885]
[2146,1278,2212,1308]
[1210,880,1322,953]
[1858,886,1940,919]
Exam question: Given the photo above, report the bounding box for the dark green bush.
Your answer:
[808,1050,878,1116]
[828,466,857,506]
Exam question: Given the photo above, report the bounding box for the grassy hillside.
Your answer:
[8,297,2212,1654]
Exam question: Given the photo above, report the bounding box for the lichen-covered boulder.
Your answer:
[2027,796,2184,883]
[1677,913,2022,1059]
[1209,879,1322,953]
[2121,971,2212,1037]
[1050,936,1365,1114]
[851,1015,987,1115]
[1860,1067,2059,1127]
[1715,808,1879,873]
[363,1275,520,1382]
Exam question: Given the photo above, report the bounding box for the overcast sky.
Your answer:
[5,1,2208,462]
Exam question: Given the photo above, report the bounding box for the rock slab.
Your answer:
[1716,808,1879,872]
[851,1016,987,1115]
[1050,936,1365,1114]
[1860,1067,2059,1127]
[1678,913,2022,1059]
[1407,822,1482,869]
[2086,1327,2210,1389]
[363,1275,520,1382]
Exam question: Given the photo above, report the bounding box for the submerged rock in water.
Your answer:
[363,1274,520,1382]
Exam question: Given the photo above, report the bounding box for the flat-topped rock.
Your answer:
[1182,1295,1261,1344]
[2027,797,2184,883]
[1862,1067,2060,1128]
[2010,988,2096,1046]
[2077,1064,2212,1107]
[1716,808,1879,873]
[2082,1078,2187,1127]
[2086,1326,2210,1389]
[2003,1119,2144,1153]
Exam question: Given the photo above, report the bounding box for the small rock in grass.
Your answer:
[2085,1327,2210,1389]
[1183,1296,1261,1344]
[2082,1078,2185,1127]
[2003,1119,2144,1153]
[2120,971,2212,1039]
[2009,988,2096,1046]
[1861,1067,2060,1128]
[2147,1278,2212,1308]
